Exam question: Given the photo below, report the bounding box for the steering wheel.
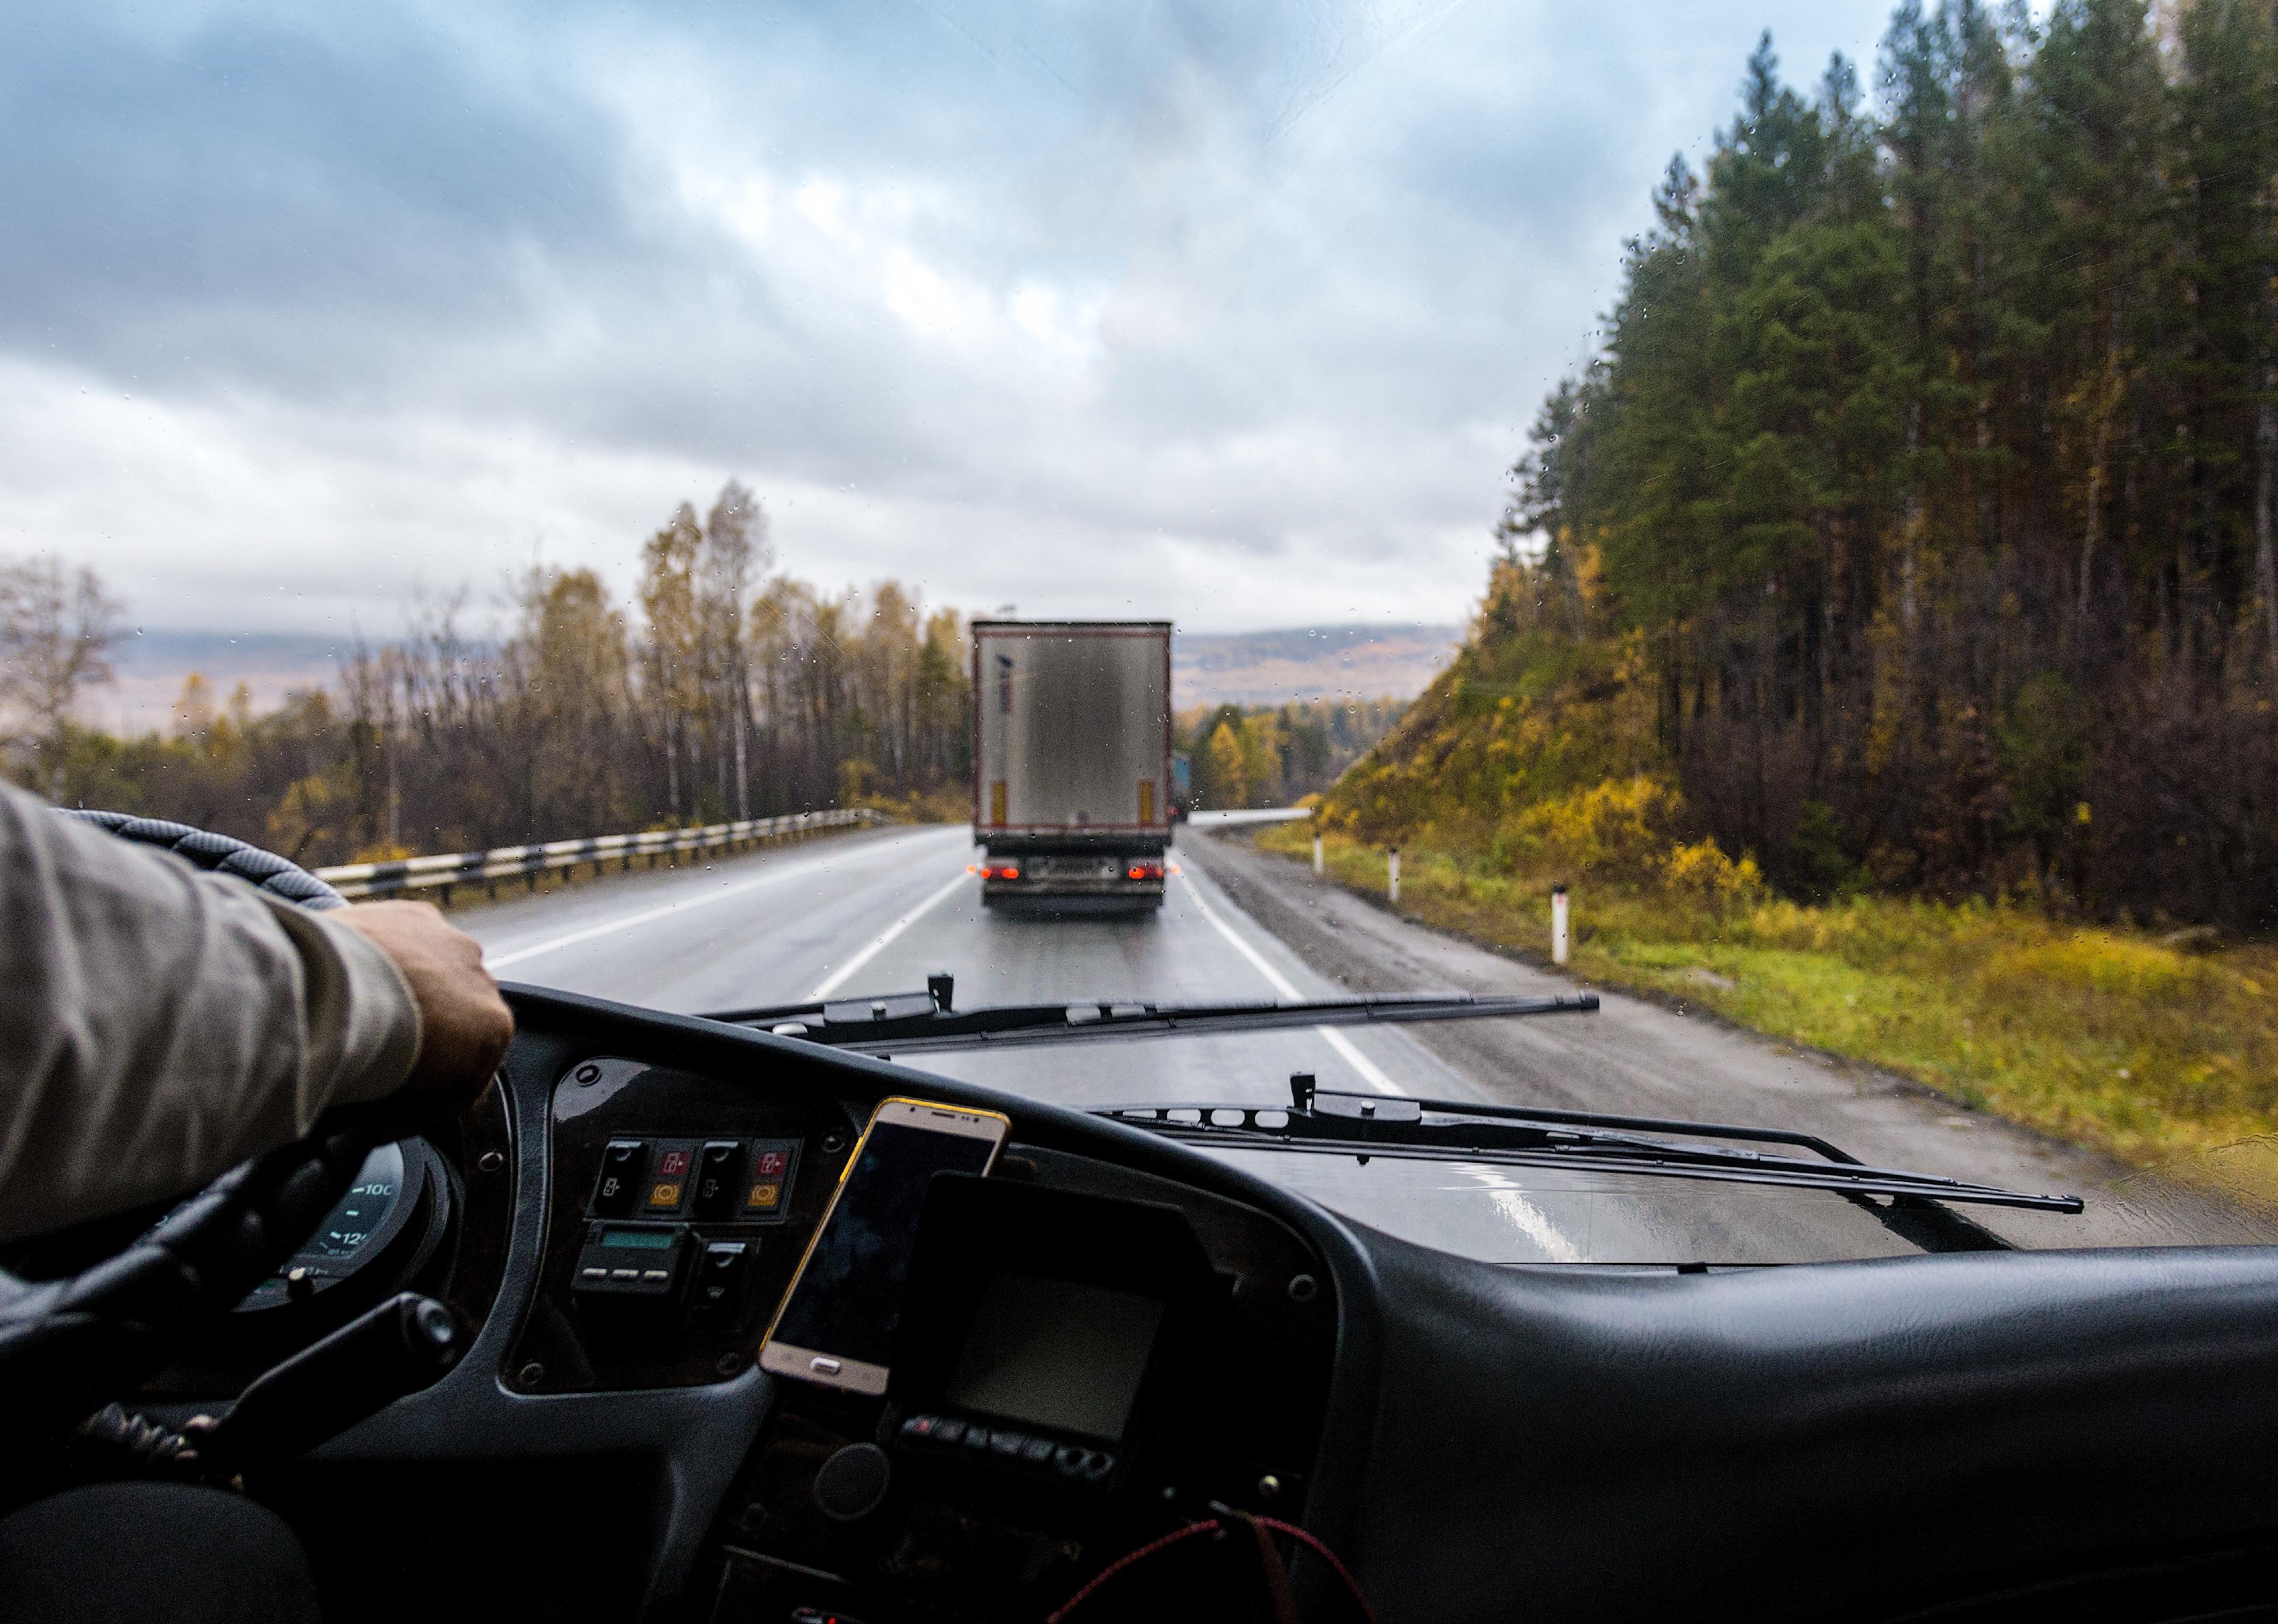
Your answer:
[0,814,431,1449]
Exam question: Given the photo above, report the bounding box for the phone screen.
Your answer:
[766,1114,1001,1378]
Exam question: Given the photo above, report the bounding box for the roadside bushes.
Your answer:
[1490,775,1670,878]
[1662,837,1766,908]
[1488,774,1764,910]
[1977,932,2228,1006]
[1259,816,2278,1187]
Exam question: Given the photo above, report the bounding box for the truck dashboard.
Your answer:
[23,979,2278,1624]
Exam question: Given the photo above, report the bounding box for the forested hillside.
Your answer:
[1333,0,2277,929]
[1181,698,1406,810]
[0,483,973,863]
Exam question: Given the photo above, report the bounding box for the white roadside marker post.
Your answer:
[1388,847,1401,904]
[1551,884,1570,966]
[1313,829,1324,876]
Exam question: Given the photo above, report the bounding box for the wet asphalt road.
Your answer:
[458,818,2265,1263]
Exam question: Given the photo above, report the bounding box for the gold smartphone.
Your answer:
[759,1096,1011,1394]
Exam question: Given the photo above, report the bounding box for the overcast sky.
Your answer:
[1,0,1901,639]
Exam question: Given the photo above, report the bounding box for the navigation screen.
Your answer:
[945,1274,1165,1442]
[768,1121,997,1369]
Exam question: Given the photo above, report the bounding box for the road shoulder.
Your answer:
[1179,826,2268,1249]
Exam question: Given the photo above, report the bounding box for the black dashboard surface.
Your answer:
[1351,1232,2278,1622]
[197,984,2278,1624]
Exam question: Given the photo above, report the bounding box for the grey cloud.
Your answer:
[0,5,641,397]
[0,0,1898,635]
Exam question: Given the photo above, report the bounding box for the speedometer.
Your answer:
[230,1139,450,1314]
[305,1154,402,1259]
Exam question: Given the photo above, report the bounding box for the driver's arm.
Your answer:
[0,784,511,1242]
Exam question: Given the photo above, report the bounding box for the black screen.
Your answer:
[769,1119,997,1369]
[945,1274,1165,1441]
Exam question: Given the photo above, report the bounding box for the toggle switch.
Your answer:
[592,1140,647,1216]
[694,1141,745,1219]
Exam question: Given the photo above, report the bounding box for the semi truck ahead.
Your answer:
[971,619,1173,910]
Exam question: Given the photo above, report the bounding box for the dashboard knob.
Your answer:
[813,1442,892,1523]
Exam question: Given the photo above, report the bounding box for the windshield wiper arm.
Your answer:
[1087,1088,2084,1218]
[702,980,1599,1055]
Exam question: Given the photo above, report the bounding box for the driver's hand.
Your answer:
[335,901,514,1097]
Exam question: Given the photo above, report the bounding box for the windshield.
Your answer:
[7,0,2276,1264]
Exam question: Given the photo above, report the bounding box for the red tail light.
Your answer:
[1127,861,1164,882]
[981,863,1021,880]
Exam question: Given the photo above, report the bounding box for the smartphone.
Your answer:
[759,1096,1011,1395]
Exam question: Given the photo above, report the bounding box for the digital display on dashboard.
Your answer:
[945,1274,1165,1442]
[598,1228,675,1250]
[768,1121,999,1369]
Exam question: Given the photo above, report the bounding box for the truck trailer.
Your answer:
[971,619,1173,910]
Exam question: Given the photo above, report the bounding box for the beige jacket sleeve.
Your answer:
[0,782,423,1242]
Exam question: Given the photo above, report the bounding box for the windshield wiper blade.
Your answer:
[702,983,1599,1055]
[1086,1088,2084,1217]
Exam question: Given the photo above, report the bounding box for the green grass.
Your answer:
[1258,822,2278,1198]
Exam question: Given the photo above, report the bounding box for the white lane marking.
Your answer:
[483,832,948,971]
[1183,873,1581,1260]
[1182,876,1397,1094]
[808,870,972,1000]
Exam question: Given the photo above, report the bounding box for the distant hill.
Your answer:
[1172,623,1460,709]
[88,622,1462,733]
[92,631,348,733]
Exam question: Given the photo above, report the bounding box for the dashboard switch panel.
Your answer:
[585,1135,802,1225]
[524,1057,850,1393]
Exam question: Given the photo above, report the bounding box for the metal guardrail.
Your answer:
[1186,807,1315,827]
[314,809,894,901]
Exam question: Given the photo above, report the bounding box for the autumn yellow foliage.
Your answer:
[1273,557,2278,1200]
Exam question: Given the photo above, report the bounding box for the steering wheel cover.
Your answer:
[1,813,416,1449]
[65,810,348,912]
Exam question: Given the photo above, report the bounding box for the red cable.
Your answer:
[1045,1512,1378,1624]
[1046,1519,1222,1623]
[1252,1516,1380,1624]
